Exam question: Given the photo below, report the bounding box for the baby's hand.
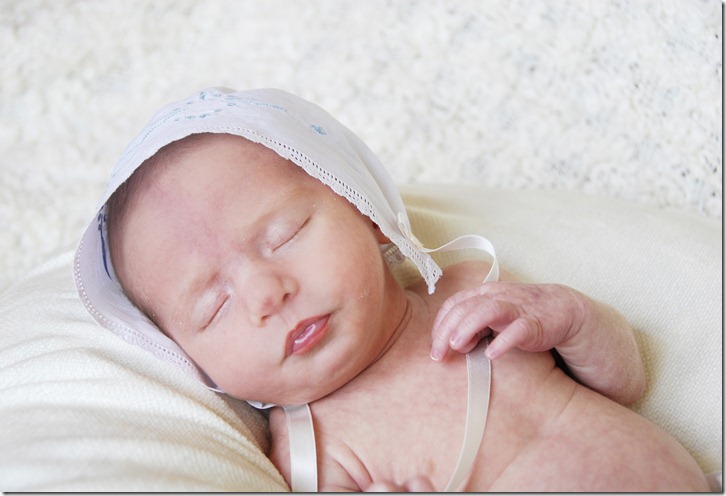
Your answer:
[365,475,435,492]
[430,281,585,362]
[431,280,646,405]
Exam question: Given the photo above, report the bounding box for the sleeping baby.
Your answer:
[75,88,709,491]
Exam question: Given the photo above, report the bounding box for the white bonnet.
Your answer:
[74,87,443,389]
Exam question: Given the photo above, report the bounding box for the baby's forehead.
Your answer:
[132,133,342,212]
[132,134,289,187]
[147,133,307,176]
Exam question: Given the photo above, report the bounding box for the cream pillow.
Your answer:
[0,185,720,490]
[0,252,288,491]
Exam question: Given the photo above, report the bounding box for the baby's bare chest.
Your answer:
[311,345,564,490]
[313,351,469,488]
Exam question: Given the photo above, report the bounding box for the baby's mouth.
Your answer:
[286,315,330,356]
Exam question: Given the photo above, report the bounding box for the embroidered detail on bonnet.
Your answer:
[113,90,288,181]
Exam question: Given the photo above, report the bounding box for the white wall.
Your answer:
[0,0,721,290]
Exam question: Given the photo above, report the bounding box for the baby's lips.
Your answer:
[286,314,330,356]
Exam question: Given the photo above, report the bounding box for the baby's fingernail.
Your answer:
[430,347,444,361]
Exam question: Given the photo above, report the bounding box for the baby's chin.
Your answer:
[220,374,345,407]
[275,375,359,407]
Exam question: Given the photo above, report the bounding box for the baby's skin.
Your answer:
[269,262,709,491]
[108,134,709,492]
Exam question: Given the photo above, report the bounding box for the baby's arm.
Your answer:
[431,267,645,406]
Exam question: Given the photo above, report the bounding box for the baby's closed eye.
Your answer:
[197,288,231,332]
[201,295,230,331]
[267,216,311,253]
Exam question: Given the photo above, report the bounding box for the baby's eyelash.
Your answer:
[201,297,229,332]
[273,216,310,251]
[295,217,311,237]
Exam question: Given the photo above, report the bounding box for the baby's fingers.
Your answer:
[486,315,543,359]
[431,294,483,360]
[432,296,521,360]
[431,288,481,360]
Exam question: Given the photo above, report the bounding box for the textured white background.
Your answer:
[0,0,722,291]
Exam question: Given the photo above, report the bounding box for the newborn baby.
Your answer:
[75,88,709,491]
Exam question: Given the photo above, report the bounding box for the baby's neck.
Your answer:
[366,288,434,370]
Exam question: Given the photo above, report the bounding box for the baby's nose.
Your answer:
[246,270,296,325]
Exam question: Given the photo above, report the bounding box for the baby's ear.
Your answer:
[372,222,391,244]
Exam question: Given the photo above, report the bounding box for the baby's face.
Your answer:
[114,134,407,405]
